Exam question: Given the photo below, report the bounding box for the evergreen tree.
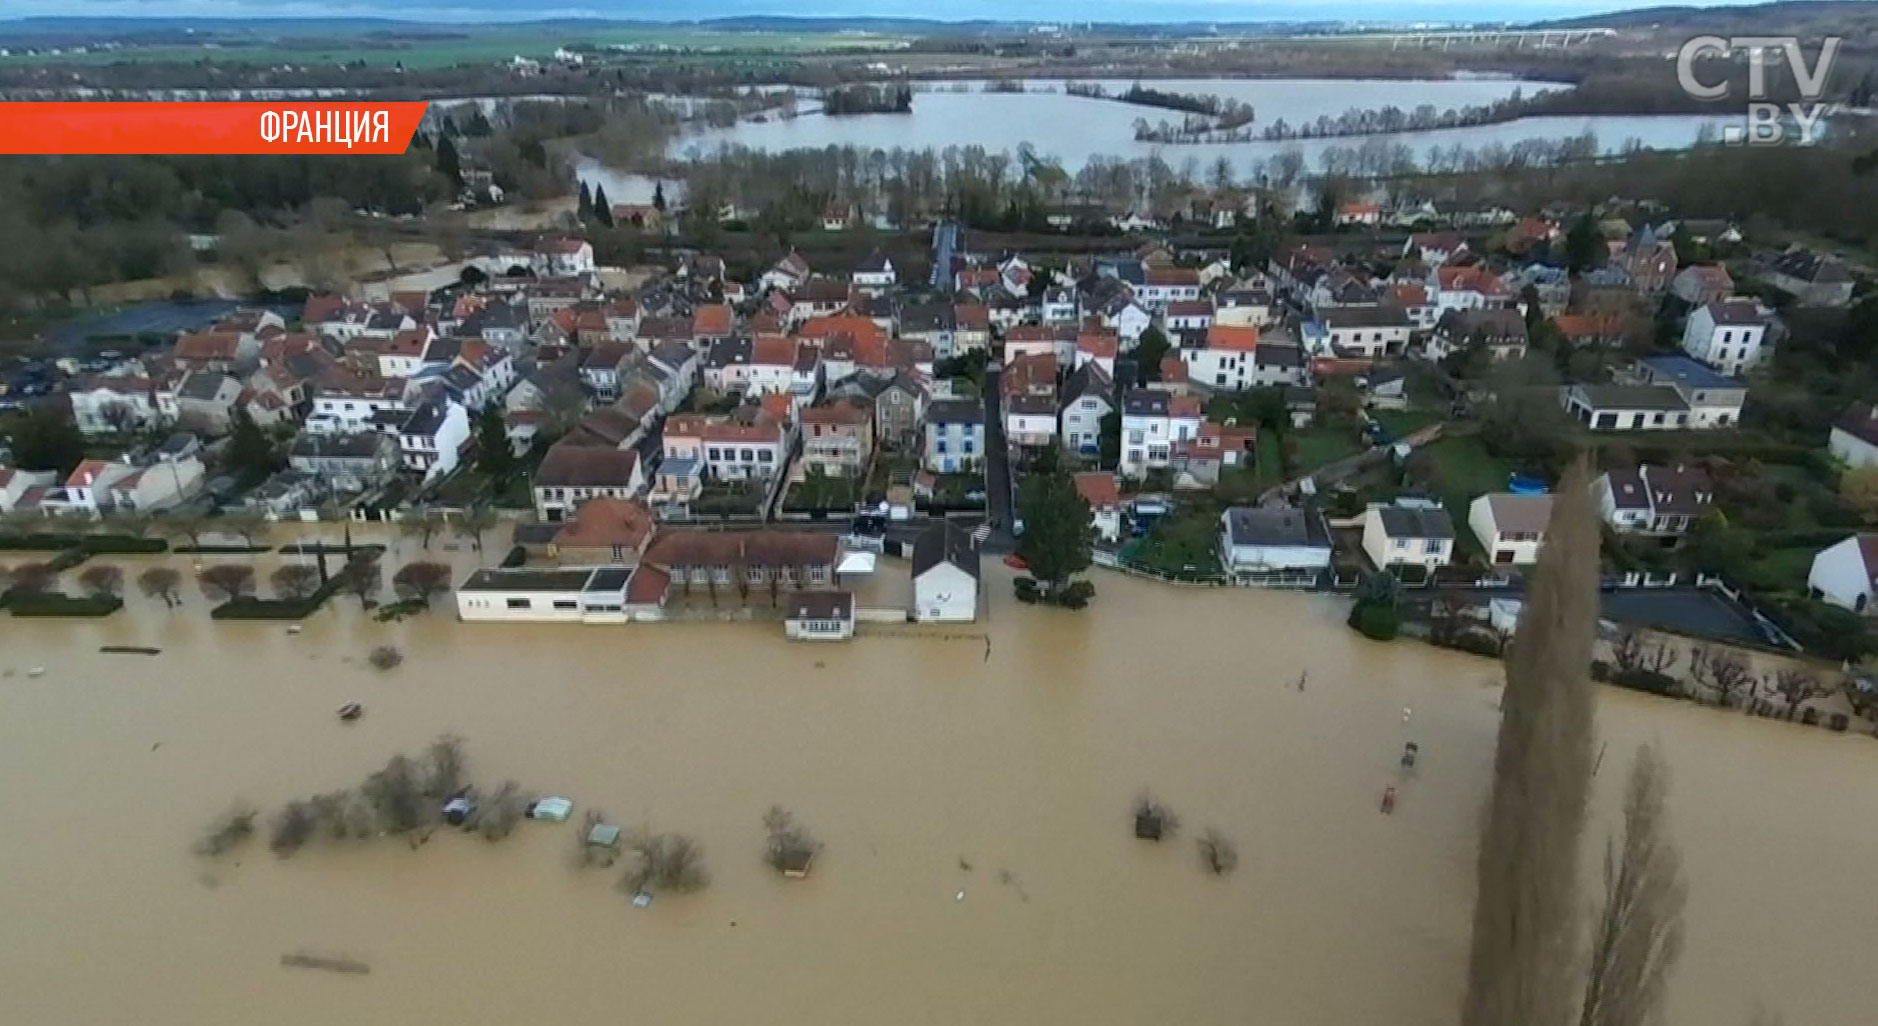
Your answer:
[1133,325,1172,385]
[1016,448,1095,606]
[578,181,594,221]
[652,181,666,212]
[593,184,614,227]
[225,407,280,488]
[3,402,86,473]
[1566,213,1604,274]
[436,134,463,190]
[465,109,494,137]
[475,404,514,490]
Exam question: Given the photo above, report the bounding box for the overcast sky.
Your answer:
[0,0,1797,24]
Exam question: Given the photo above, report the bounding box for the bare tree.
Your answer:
[1766,667,1827,721]
[158,515,208,549]
[1611,628,1677,676]
[270,801,319,857]
[474,780,528,841]
[1197,828,1239,876]
[454,505,497,553]
[138,566,183,606]
[1463,458,1601,1026]
[197,564,256,603]
[397,507,443,549]
[620,830,710,896]
[269,564,320,600]
[339,555,383,607]
[1577,745,1686,1026]
[359,754,427,834]
[218,512,269,548]
[1707,650,1755,709]
[391,561,453,606]
[424,735,467,800]
[762,805,822,874]
[369,645,403,671]
[194,803,258,856]
[8,562,56,596]
[76,563,125,599]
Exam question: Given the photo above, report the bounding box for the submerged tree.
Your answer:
[1577,744,1687,1026]
[137,565,183,606]
[1462,458,1601,1026]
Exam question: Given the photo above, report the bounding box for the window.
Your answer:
[961,440,974,454]
[1081,399,1097,410]
[552,600,578,611]
[758,450,773,463]
[741,448,755,462]
[506,598,531,610]
[936,439,947,454]
[1393,537,1407,550]
[747,566,765,583]
[809,566,827,584]
[1128,430,1144,444]
[708,446,722,460]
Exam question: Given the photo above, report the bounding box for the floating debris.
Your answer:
[286,626,302,636]
[27,667,45,678]
[280,953,369,975]
[336,703,363,722]
[100,646,161,655]
[631,891,653,909]
[954,889,966,902]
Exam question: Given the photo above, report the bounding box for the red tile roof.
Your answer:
[553,497,655,550]
[1206,325,1259,352]
[1076,331,1119,359]
[693,303,734,337]
[1073,472,1121,511]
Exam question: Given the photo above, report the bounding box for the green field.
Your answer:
[0,28,907,70]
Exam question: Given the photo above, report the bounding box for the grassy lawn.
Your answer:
[783,473,858,512]
[1291,423,1365,476]
[1371,408,1444,441]
[1740,544,1820,594]
[1127,502,1222,577]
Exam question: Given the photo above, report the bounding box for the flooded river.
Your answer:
[2,561,1875,1024]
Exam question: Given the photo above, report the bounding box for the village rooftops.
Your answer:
[1702,299,1764,326]
[1377,505,1454,540]
[1482,493,1554,536]
[1637,354,1741,391]
[788,590,855,621]
[1319,306,1411,329]
[1222,505,1332,549]
[536,445,640,487]
[1770,249,1852,284]
[459,567,602,593]
[1205,325,1260,351]
[1835,402,1878,447]
[926,398,984,424]
[1574,384,1691,412]
[912,520,980,580]
[1122,389,1172,417]
[1073,471,1122,511]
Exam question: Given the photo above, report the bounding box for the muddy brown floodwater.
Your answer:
[2,563,1876,1025]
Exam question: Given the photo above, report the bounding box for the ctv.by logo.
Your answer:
[1676,36,1841,145]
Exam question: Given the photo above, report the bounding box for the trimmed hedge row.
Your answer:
[2,592,124,617]
[173,544,272,554]
[209,550,382,621]
[0,534,167,554]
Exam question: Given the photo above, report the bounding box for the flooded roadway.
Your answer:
[1,562,1875,1025]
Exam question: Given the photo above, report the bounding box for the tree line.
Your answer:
[821,84,913,116]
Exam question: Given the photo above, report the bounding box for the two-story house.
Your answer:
[1361,500,1455,571]
[1594,463,1713,538]
[1469,492,1553,565]
[800,400,875,478]
[1059,361,1114,458]
[533,441,645,522]
[1425,309,1529,364]
[287,431,401,494]
[1681,299,1769,377]
[1119,389,1202,480]
[1180,324,1261,391]
[1633,355,1747,429]
[923,399,985,474]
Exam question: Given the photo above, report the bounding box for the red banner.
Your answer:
[0,102,430,155]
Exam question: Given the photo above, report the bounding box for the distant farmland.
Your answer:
[0,26,908,70]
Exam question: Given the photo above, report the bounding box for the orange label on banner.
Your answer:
[0,102,430,155]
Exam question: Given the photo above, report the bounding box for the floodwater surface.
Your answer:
[1,563,1875,1024]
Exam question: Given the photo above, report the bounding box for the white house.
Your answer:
[532,238,595,278]
[1074,472,1124,544]
[911,521,980,623]
[68,377,168,436]
[1215,282,1274,328]
[1830,403,1878,469]
[1360,501,1455,571]
[455,565,668,624]
[1180,324,1261,391]
[1310,307,1413,359]
[1058,362,1113,459]
[0,466,58,513]
[1469,493,1553,566]
[1218,505,1333,587]
[1593,464,1713,538]
[1681,299,1769,377]
[784,591,857,641]
[923,399,985,474]
[1136,268,1202,311]
[1006,396,1059,448]
[1808,534,1878,613]
[533,443,646,522]
[852,250,896,291]
[1633,355,1747,430]
[1119,389,1203,480]
[1563,384,1691,432]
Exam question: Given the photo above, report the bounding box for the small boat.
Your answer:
[1401,741,1420,769]
[336,703,363,721]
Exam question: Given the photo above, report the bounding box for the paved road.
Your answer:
[981,364,1016,551]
